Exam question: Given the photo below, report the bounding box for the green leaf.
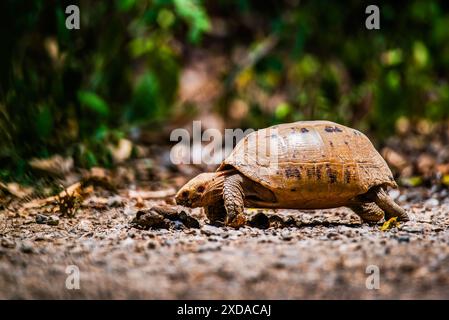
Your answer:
[413,41,429,67]
[77,91,109,116]
[174,0,211,43]
[400,176,423,187]
[157,9,175,29]
[386,71,401,91]
[275,102,291,120]
[129,38,154,58]
[381,49,403,66]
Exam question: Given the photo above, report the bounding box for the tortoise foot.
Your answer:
[226,214,247,229]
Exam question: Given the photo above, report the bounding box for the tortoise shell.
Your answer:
[217,120,396,209]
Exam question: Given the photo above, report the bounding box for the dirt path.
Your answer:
[1,187,448,299]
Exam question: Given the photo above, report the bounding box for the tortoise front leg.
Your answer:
[223,173,247,228]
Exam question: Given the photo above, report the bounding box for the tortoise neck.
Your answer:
[201,171,231,206]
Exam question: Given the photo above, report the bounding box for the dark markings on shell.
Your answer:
[316,165,322,180]
[344,141,349,145]
[285,167,301,179]
[344,168,352,183]
[325,126,343,133]
[306,166,315,179]
[329,141,334,147]
[326,165,338,184]
[301,128,309,133]
[290,188,297,192]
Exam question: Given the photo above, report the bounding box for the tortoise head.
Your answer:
[175,172,225,208]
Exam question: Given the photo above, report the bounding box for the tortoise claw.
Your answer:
[225,214,247,229]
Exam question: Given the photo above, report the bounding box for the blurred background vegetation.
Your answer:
[1,0,449,182]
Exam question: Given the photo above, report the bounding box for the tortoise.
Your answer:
[175,120,409,227]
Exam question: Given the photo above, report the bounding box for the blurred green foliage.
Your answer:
[1,0,449,180]
[0,0,210,179]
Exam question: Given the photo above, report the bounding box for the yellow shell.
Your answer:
[218,120,396,209]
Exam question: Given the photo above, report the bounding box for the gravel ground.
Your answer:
[1,187,448,299]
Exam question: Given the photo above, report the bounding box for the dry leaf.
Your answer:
[0,182,33,198]
[29,155,74,176]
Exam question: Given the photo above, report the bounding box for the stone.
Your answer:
[35,214,48,224]
[1,238,15,249]
[47,215,60,226]
[281,230,293,241]
[424,198,439,208]
[178,211,200,228]
[402,225,424,234]
[20,241,34,253]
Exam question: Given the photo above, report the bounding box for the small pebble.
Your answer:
[281,230,292,241]
[147,240,157,250]
[402,225,424,234]
[197,243,221,252]
[1,238,15,249]
[20,241,34,254]
[122,238,135,249]
[47,215,60,226]
[172,220,185,230]
[107,196,123,207]
[424,198,439,208]
[127,231,136,238]
[327,232,339,239]
[35,214,48,224]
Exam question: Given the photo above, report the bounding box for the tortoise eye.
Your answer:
[197,185,205,193]
[182,191,189,198]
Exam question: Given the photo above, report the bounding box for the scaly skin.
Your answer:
[348,202,384,222]
[223,173,246,228]
[370,187,409,221]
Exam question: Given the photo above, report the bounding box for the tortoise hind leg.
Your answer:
[348,202,384,223]
[369,187,409,221]
[223,173,246,228]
